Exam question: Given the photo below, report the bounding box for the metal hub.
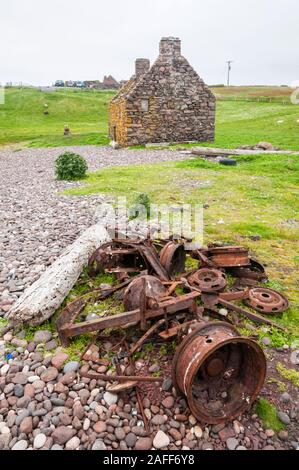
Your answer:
[244,287,289,314]
[123,275,166,311]
[188,268,227,292]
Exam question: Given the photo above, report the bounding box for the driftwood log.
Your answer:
[5,224,111,328]
[191,146,299,157]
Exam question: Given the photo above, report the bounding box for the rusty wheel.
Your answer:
[244,287,289,314]
[123,275,166,311]
[159,241,186,278]
[88,243,112,276]
[188,268,227,292]
[172,321,266,424]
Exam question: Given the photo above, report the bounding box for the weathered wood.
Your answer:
[6,224,111,327]
[191,146,299,157]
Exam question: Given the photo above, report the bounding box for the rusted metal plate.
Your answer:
[244,287,289,314]
[172,321,266,424]
[188,268,227,292]
[202,246,250,268]
[229,258,268,283]
[137,241,170,281]
[219,290,249,301]
[88,240,161,277]
[160,241,186,278]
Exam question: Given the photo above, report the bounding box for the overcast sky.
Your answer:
[1,0,298,86]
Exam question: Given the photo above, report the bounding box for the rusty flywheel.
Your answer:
[188,268,227,293]
[244,287,289,314]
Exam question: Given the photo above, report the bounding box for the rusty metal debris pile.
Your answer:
[56,237,289,424]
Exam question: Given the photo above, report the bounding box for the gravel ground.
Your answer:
[0,145,298,451]
[0,330,298,451]
[0,145,191,313]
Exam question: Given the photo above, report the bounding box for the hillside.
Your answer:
[0,87,115,147]
[0,86,298,149]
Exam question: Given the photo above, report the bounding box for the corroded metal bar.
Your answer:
[81,371,163,383]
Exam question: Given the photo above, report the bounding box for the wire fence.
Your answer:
[215,95,292,105]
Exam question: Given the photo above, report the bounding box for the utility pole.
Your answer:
[226,60,233,86]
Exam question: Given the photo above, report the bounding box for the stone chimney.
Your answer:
[159,37,181,58]
[135,58,150,77]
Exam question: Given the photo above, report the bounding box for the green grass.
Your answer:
[62,334,91,361]
[210,85,293,101]
[65,153,299,335]
[168,100,299,151]
[24,320,56,342]
[255,398,285,432]
[1,86,299,149]
[267,377,287,393]
[0,87,114,147]
[208,100,299,150]
[276,363,299,387]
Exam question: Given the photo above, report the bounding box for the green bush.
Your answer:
[55,151,88,180]
[129,193,151,220]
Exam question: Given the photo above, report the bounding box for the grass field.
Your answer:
[0,87,114,147]
[212,85,293,100]
[65,153,299,337]
[0,86,298,149]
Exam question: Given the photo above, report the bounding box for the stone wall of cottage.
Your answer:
[109,98,128,145]
[109,37,215,147]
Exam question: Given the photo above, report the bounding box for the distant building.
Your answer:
[84,80,102,89]
[84,77,120,90]
[102,75,120,89]
[109,37,215,147]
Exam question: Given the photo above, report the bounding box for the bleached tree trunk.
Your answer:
[191,147,299,157]
[5,225,111,328]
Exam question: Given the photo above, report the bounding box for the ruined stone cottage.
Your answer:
[109,37,215,146]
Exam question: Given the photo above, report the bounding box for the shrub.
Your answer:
[129,193,151,220]
[55,152,88,180]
